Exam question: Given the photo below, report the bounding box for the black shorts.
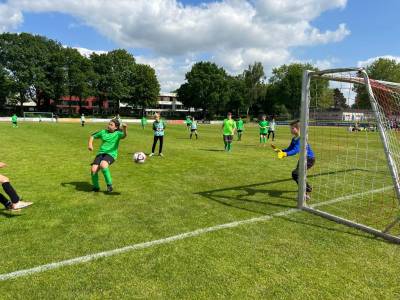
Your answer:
[191,129,197,132]
[92,154,115,166]
[223,135,233,142]
[268,129,274,133]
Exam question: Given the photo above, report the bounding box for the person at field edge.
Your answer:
[222,112,236,152]
[259,114,269,146]
[271,120,315,200]
[190,117,199,139]
[236,116,244,141]
[267,117,276,141]
[81,113,86,127]
[150,113,166,157]
[88,119,127,192]
[11,113,18,128]
[0,162,33,210]
[185,116,192,132]
[141,115,147,129]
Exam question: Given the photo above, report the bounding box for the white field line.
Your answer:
[0,186,392,281]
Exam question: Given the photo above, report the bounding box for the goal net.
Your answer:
[23,112,54,122]
[298,68,400,243]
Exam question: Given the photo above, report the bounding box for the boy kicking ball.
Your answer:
[88,119,127,193]
[0,162,33,211]
[271,120,315,200]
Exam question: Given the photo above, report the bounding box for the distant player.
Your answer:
[267,117,276,141]
[271,120,315,200]
[0,162,33,210]
[11,114,18,128]
[190,117,198,139]
[185,116,192,132]
[115,114,122,124]
[141,115,147,129]
[88,119,127,192]
[259,115,269,146]
[236,116,244,141]
[150,113,166,157]
[80,113,86,127]
[222,112,236,152]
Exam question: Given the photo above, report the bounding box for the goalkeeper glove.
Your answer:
[278,151,287,159]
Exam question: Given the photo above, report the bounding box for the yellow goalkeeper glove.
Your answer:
[278,151,287,159]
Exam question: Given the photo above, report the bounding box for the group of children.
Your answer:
[3,112,315,210]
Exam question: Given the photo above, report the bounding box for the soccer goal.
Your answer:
[298,67,400,243]
[23,112,54,122]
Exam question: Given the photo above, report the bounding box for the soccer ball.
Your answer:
[133,152,146,163]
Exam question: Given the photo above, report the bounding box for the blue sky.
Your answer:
[1,0,399,91]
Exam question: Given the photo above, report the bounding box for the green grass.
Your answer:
[0,121,399,299]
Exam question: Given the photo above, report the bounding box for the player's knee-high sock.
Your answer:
[190,133,192,139]
[102,167,112,186]
[228,142,232,151]
[0,193,11,208]
[195,133,198,139]
[91,172,100,189]
[159,136,164,154]
[2,182,20,203]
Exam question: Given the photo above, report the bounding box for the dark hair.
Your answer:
[110,118,120,129]
[227,112,232,116]
[290,120,300,128]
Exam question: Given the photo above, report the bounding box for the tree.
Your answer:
[128,64,160,112]
[177,62,230,117]
[243,62,265,118]
[0,68,13,108]
[225,75,246,116]
[333,88,348,109]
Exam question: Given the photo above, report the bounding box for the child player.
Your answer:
[150,113,166,157]
[0,162,33,210]
[141,115,147,129]
[259,114,269,146]
[222,112,236,152]
[88,119,127,192]
[190,117,198,139]
[236,116,244,141]
[271,120,315,200]
[185,116,192,132]
[11,113,18,128]
[267,117,276,141]
[81,113,86,127]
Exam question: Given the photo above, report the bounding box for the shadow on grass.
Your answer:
[0,210,23,218]
[61,182,122,196]
[196,168,367,215]
[198,148,225,152]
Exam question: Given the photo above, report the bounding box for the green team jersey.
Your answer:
[186,118,192,125]
[92,129,125,159]
[11,115,17,123]
[223,119,236,135]
[141,117,147,125]
[259,120,269,134]
[236,120,244,130]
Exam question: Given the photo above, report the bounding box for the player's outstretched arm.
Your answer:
[0,162,7,168]
[121,123,128,139]
[88,136,94,151]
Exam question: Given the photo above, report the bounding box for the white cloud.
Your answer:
[0,3,23,32]
[69,46,108,58]
[357,55,400,68]
[0,0,351,90]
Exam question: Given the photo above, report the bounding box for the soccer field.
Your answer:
[0,122,399,299]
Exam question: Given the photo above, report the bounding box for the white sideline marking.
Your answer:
[0,187,392,281]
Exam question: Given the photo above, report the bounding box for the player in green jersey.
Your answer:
[222,112,236,152]
[259,115,269,146]
[185,116,192,132]
[150,113,167,157]
[141,115,147,129]
[190,117,198,139]
[11,114,18,128]
[88,119,127,192]
[236,116,244,141]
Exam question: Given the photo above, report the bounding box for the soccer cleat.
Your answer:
[149,153,155,157]
[159,153,164,157]
[106,185,113,192]
[92,187,100,192]
[12,201,33,210]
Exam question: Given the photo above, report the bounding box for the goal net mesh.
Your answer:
[302,69,400,240]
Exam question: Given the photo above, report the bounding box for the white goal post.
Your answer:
[23,112,55,122]
[298,67,400,243]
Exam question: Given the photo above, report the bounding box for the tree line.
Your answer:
[177,58,400,119]
[0,33,160,115]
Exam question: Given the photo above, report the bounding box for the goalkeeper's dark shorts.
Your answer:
[223,135,233,143]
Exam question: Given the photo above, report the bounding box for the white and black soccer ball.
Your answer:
[133,152,147,163]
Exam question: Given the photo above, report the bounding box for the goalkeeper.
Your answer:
[271,120,315,199]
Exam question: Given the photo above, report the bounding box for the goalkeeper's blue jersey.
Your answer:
[283,137,315,158]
